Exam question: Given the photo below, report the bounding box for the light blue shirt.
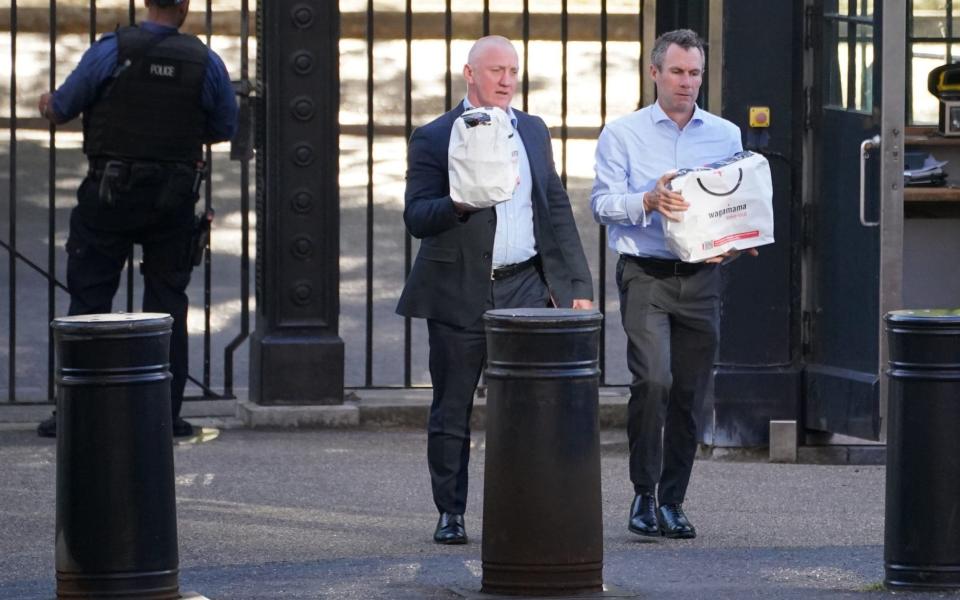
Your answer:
[591,102,742,259]
[462,98,536,268]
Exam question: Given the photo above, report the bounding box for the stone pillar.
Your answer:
[250,1,344,405]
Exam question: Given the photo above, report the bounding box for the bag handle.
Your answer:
[695,168,743,197]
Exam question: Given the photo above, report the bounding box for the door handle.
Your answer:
[859,134,881,227]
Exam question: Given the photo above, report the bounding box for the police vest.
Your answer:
[83,26,208,163]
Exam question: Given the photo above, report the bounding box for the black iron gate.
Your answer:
[3,1,677,401]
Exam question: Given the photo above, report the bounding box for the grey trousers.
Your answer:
[616,255,720,505]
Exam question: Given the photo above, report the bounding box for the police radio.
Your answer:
[928,63,960,136]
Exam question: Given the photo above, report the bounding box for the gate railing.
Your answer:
[340,0,649,388]
[3,1,658,401]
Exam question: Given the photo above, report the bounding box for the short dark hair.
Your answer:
[150,0,185,6]
[651,29,705,70]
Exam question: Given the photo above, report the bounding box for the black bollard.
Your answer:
[481,308,603,596]
[884,310,960,591]
[53,313,180,599]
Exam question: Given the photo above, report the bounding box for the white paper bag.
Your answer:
[662,151,774,262]
[448,106,519,209]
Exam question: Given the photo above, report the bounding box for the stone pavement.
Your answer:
[2,424,955,600]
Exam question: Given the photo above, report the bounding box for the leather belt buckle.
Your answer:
[491,263,518,280]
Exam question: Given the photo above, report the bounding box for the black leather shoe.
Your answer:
[433,512,467,545]
[628,493,659,537]
[37,413,57,438]
[172,417,194,438]
[658,503,696,539]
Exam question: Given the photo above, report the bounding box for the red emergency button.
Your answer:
[749,106,771,128]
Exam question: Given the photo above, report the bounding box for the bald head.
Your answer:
[463,36,519,111]
[467,36,517,67]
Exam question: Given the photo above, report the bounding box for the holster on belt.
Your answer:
[93,159,207,211]
[96,160,130,207]
[190,208,215,267]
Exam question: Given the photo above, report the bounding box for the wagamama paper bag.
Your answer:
[662,151,774,262]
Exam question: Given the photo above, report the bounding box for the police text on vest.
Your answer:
[150,64,176,78]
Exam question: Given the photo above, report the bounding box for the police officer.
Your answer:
[36,0,238,438]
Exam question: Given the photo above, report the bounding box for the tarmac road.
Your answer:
[3,428,955,599]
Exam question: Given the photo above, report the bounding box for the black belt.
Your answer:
[86,158,194,178]
[623,254,706,277]
[491,255,539,280]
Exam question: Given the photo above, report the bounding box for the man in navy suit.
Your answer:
[397,35,594,545]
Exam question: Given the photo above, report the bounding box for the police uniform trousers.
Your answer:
[616,255,720,506]
[426,259,551,516]
[66,175,196,420]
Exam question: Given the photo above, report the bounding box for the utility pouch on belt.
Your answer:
[155,161,207,212]
[191,208,215,267]
[97,160,129,207]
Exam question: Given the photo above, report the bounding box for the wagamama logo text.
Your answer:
[708,204,747,219]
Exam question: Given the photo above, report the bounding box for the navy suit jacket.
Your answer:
[396,102,593,327]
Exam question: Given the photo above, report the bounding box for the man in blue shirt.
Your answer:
[397,36,593,545]
[591,29,755,539]
[36,0,238,438]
